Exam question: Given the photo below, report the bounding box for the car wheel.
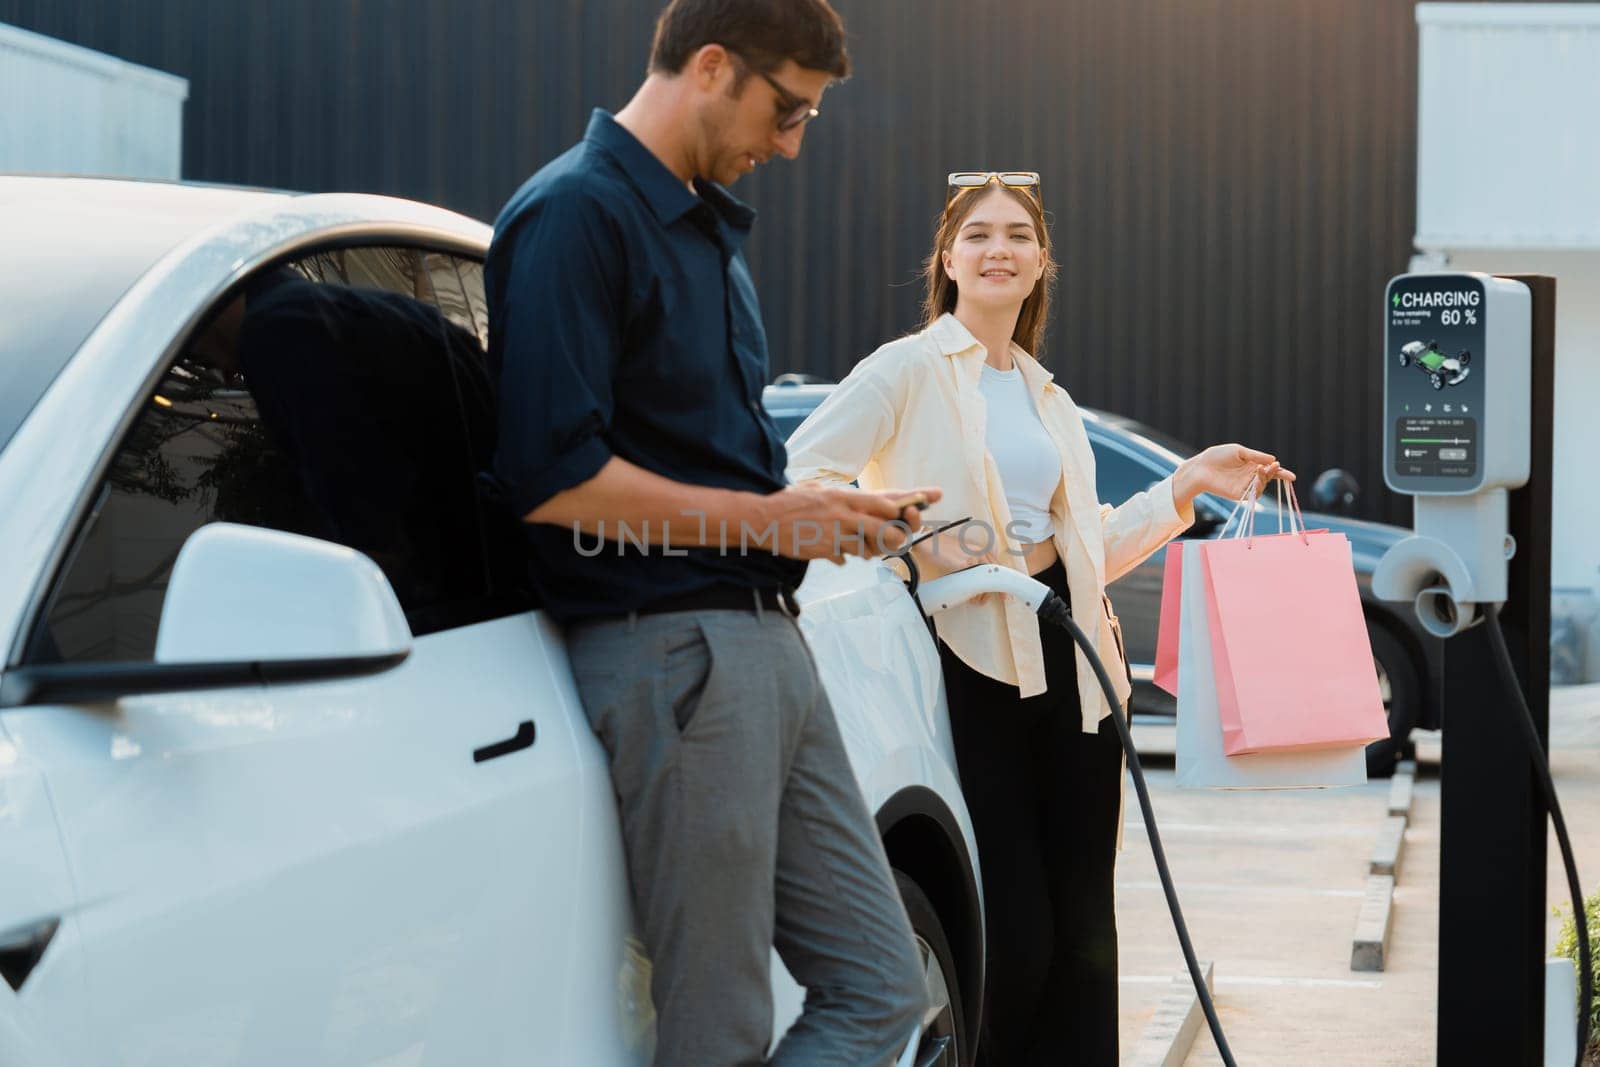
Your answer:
[1366,622,1421,779]
[1431,374,1445,390]
[1399,351,1411,367]
[895,869,969,1067]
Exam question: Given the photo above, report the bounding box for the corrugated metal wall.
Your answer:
[0,0,1421,524]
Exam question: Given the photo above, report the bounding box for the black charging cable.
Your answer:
[1482,605,1592,1067]
[897,541,1236,1061]
[1035,592,1239,1067]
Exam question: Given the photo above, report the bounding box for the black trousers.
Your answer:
[938,559,1124,1066]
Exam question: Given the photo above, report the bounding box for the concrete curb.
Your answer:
[1351,874,1397,972]
[1129,960,1216,1067]
[1370,815,1407,878]
[1387,761,1417,820]
[1354,767,1411,972]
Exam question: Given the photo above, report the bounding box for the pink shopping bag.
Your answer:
[1174,540,1369,789]
[1199,527,1388,755]
[1155,489,1330,698]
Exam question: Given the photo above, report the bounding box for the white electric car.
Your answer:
[0,177,981,1067]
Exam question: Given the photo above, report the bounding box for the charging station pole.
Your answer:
[1435,274,1555,1064]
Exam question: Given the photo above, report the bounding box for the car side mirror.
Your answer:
[157,523,412,663]
[1311,468,1362,515]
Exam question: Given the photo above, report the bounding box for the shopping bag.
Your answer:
[1175,540,1367,789]
[1155,491,1324,698]
[1154,542,1183,696]
[1200,494,1389,755]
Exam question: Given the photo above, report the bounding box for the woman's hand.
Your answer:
[1173,444,1296,510]
[910,529,1001,605]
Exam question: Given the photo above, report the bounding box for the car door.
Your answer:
[1,246,629,1066]
[0,716,87,1067]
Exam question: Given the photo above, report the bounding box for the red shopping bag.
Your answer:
[1199,524,1388,756]
[1154,542,1183,696]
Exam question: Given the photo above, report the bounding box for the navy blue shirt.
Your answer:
[486,110,805,620]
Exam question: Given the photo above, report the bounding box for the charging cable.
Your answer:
[1483,606,1592,1067]
[1036,591,1239,1067]
[914,564,1238,1066]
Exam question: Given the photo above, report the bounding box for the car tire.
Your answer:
[1399,351,1411,367]
[1431,374,1445,390]
[1366,621,1421,779]
[894,869,970,1067]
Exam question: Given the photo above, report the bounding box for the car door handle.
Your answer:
[0,917,59,992]
[474,720,536,763]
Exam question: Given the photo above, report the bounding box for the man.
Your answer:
[485,2,939,1064]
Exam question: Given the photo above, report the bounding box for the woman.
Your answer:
[785,171,1291,1064]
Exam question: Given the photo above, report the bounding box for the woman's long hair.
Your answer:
[921,184,1056,358]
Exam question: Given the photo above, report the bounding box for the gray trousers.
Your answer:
[566,605,928,1067]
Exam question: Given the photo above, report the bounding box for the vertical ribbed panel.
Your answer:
[0,21,185,178]
[1416,4,1600,249]
[0,1,1421,523]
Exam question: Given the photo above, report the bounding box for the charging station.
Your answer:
[1374,272,1566,1064]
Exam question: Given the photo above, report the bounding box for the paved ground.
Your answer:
[1114,683,1600,1065]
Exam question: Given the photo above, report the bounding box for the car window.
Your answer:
[1089,435,1168,505]
[26,247,529,666]
[769,411,810,441]
[1089,425,1233,523]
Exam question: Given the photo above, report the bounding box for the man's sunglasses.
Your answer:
[946,171,1042,203]
[728,50,820,133]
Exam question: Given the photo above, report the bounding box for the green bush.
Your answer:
[1553,886,1600,1058]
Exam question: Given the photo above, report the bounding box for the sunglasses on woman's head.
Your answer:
[946,171,1042,204]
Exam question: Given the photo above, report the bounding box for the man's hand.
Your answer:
[758,484,944,561]
[524,458,942,560]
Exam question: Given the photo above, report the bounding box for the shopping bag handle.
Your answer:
[1218,478,1310,548]
[1217,482,1259,542]
[1272,478,1310,545]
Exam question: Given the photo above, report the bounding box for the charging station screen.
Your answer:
[1386,275,1488,492]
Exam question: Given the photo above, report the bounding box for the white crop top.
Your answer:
[978,361,1062,543]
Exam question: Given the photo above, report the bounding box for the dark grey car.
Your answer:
[764,383,1442,777]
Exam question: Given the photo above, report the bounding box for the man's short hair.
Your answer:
[649,0,850,80]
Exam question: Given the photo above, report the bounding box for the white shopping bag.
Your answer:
[1175,541,1368,789]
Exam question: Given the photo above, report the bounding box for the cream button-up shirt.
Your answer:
[786,313,1195,734]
